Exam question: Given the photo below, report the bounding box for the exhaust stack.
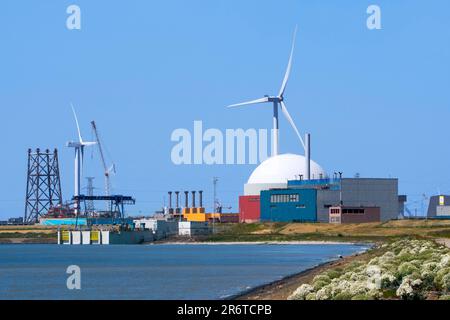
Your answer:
[184,191,189,208]
[175,191,180,212]
[199,191,203,208]
[191,191,196,208]
[305,133,311,180]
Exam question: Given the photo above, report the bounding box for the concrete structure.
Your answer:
[239,195,261,223]
[244,154,326,196]
[133,219,178,240]
[428,195,450,219]
[218,213,239,223]
[289,178,401,222]
[436,206,450,217]
[329,206,381,224]
[242,177,402,223]
[260,189,317,222]
[59,229,154,245]
[8,217,24,225]
[178,221,211,236]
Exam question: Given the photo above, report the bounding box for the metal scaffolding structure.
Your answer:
[85,177,96,214]
[73,195,135,219]
[24,148,63,224]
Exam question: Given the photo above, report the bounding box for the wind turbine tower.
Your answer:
[227,26,312,179]
[66,105,97,215]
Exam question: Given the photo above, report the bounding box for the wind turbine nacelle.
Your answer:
[67,141,83,148]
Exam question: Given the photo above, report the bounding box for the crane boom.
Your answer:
[91,121,113,199]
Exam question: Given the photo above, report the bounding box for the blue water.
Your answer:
[0,244,368,300]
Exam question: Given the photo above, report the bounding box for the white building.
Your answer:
[244,153,326,196]
[178,222,211,236]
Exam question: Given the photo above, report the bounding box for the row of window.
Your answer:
[270,194,300,203]
[330,208,366,214]
[270,204,306,209]
[343,209,365,214]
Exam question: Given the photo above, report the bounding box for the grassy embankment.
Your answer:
[0,225,58,243]
[3,219,450,244]
[287,238,450,300]
[204,219,450,243]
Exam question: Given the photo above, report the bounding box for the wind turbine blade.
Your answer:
[71,103,83,143]
[227,97,269,108]
[279,26,298,97]
[280,101,305,150]
[82,141,97,147]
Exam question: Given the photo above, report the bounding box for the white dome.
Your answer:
[247,153,326,184]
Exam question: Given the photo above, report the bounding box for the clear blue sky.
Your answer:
[0,0,449,219]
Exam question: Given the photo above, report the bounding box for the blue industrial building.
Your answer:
[260,188,317,222]
[259,177,405,223]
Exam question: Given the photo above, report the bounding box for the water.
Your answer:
[0,243,368,300]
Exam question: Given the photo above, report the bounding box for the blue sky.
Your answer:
[0,0,449,219]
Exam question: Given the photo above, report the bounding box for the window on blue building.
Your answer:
[270,193,300,203]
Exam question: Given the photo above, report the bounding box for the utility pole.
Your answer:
[213,177,219,235]
[213,177,219,213]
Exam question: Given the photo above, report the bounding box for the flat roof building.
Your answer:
[427,195,450,219]
[329,206,381,224]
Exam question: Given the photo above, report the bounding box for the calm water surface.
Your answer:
[0,243,368,300]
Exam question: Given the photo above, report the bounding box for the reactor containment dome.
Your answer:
[244,153,326,196]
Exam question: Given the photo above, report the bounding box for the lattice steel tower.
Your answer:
[24,148,63,224]
[85,177,96,214]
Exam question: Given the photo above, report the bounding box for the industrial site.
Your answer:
[2,26,449,247]
[2,0,450,304]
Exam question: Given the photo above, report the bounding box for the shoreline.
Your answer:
[232,248,373,300]
[153,240,371,246]
[0,239,373,246]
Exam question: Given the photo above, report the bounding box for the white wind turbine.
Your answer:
[66,104,97,215]
[227,26,305,157]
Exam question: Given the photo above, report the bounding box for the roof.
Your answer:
[247,153,326,184]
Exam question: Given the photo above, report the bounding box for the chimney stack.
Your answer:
[191,191,196,208]
[305,133,311,180]
[199,191,203,208]
[175,191,180,209]
[184,191,189,208]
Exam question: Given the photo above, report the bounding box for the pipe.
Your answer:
[191,191,196,208]
[199,191,203,208]
[184,191,189,208]
[305,133,311,180]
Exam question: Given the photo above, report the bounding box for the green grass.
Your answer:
[0,232,57,239]
[203,222,436,243]
[205,232,389,243]
[428,229,450,238]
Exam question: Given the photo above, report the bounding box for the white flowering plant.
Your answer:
[288,239,450,300]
